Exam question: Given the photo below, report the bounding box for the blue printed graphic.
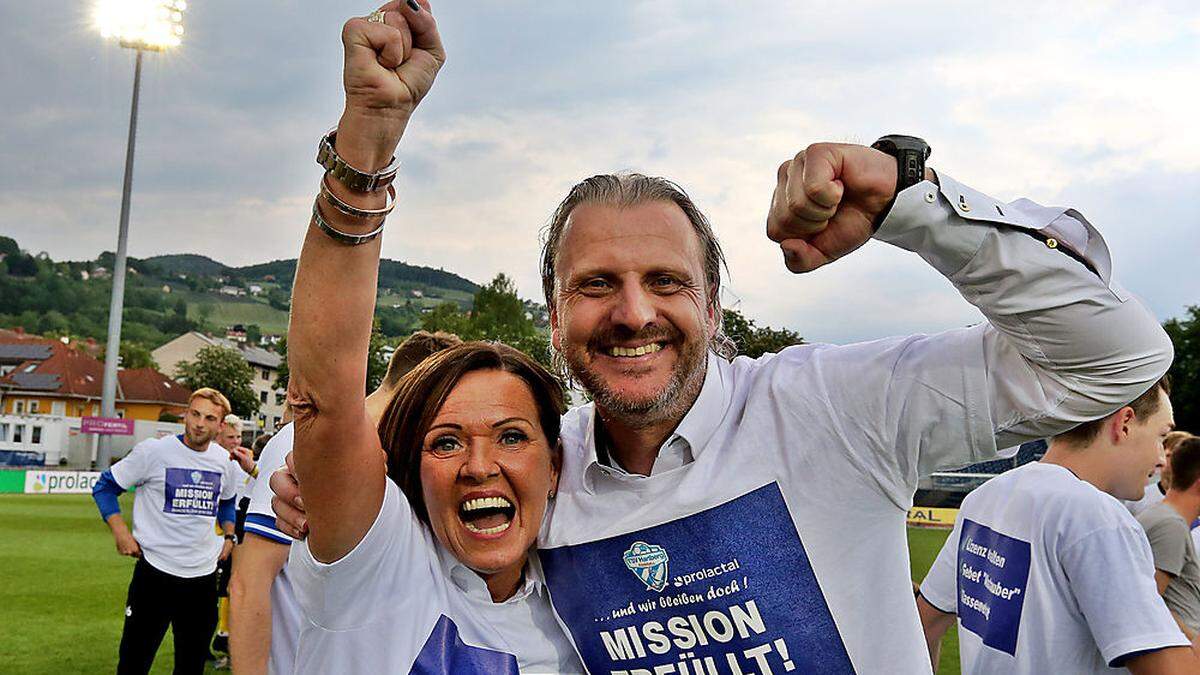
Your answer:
[410,615,518,675]
[540,483,853,674]
[956,519,1032,656]
[163,468,221,516]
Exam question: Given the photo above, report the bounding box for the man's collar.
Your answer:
[582,355,728,491]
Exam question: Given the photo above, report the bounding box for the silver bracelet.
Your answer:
[316,128,400,193]
[311,198,386,246]
[319,172,397,219]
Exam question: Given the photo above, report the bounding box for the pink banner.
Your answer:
[81,416,135,436]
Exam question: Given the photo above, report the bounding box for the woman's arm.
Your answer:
[288,0,445,562]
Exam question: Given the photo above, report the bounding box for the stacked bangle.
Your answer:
[312,128,398,246]
[312,199,386,246]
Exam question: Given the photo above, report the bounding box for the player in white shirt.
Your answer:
[918,380,1196,673]
[92,388,248,675]
[228,331,460,674]
[271,2,1177,673]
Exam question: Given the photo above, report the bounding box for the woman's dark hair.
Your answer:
[376,341,566,525]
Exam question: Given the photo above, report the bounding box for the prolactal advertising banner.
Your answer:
[541,483,854,675]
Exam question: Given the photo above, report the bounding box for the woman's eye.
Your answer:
[499,430,527,446]
[429,437,462,454]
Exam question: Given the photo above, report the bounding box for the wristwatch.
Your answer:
[870,135,932,230]
[316,128,400,193]
[224,534,236,541]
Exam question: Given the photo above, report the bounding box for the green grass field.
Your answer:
[0,495,959,673]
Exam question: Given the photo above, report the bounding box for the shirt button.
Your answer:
[958,195,971,212]
[1045,237,1059,249]
[924,191,936,203]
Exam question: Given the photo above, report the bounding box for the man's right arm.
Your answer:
[229,534,289,675]
[92,465,141,557]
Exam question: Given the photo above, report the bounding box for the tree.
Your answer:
[421,273,553,370]
[118,341,156,369]
[722,308,804,359]
[176,345,259,418]
[1164,305,1199,433]
[272,337,289,391]
[244,324,263,345]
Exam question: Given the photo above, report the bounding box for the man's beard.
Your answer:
[185,427,213,447]
[565,325,708,430]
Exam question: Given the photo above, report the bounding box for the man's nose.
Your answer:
[610,284,656,333]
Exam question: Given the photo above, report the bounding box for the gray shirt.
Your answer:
[1138,501,1200,631]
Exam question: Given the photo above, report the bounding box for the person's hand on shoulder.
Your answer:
[767,143,907,273]
[270,450,308,539]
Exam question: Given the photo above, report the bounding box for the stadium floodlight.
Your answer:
[92,0,186,469]
[94,0,186,51]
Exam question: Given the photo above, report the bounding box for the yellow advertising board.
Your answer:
[906,506,958,529]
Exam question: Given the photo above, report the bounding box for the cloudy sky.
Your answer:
[2,0,1197,344]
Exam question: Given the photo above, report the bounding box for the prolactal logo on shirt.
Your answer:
[956,519,1032,656]
[163,467,222,516]
[624,542,670,592]
[541,483,854,674]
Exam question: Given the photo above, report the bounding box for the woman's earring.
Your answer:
[548,490,556,499]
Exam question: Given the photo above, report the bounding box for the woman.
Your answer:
[285,2,581,672]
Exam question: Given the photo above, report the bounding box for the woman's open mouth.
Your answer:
[458,495,515,536]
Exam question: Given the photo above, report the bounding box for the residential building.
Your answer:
[152,331,286,433]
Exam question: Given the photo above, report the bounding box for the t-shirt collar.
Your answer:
[437,543,546,605]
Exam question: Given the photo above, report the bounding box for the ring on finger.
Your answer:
[367,9,386,23]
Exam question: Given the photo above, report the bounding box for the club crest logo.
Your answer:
[623,541,669,592]
[190,470,203,484]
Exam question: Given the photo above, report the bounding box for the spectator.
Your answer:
[1138,436,1200,645]
[1128,431,1195,516]
[91,388,242,675]
[917,378,1196,672]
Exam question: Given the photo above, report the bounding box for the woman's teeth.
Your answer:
[608,343,663,357]
[463,521,512,535]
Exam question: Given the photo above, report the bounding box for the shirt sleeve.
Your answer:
[1060,523,1189,666]
[287,479,432,632]
[782,172,1172,505]
[245,427,293,545]
[920,518,962,614]
[108,440,154,490]
[219,457,240,501]
[1141,514,1189,577]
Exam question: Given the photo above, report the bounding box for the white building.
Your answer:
[151,332,287,434]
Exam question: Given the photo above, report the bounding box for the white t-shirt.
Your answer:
[244,423,301,675]
[109,434,240,578]
[1124,480,1167,517]
[537,172,1174,674]
[288,479,583,674]
[921,462,1187,673]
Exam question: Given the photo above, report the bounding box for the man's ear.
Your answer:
[1108,406,1137,445]
[550,305,562,353]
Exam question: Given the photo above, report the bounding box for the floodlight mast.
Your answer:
[94,1,185,469]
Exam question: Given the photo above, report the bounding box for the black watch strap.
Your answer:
[870,135,932,230]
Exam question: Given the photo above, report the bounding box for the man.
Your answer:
[1129,431,1194,516]
[91,388,248,675]
[231,330,460,674]
[1139,436,1200,645]
[918,380,1193,672]
[273,7,1176,672]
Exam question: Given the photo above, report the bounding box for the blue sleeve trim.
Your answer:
[91,470,125,521]
[217,497,237,528]
[243,513,292,545]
